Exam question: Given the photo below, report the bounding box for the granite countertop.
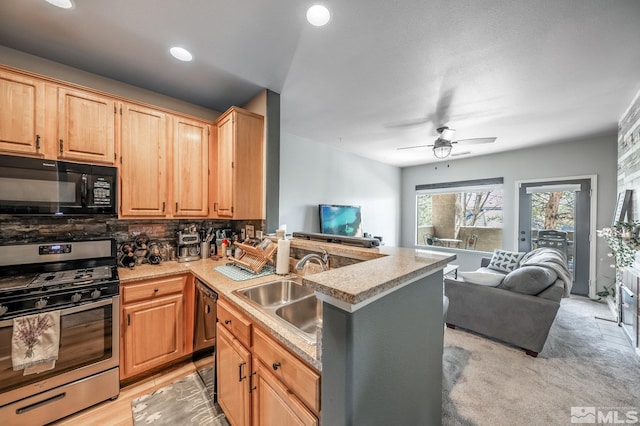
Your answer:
[117,239,455,371]
[286,238,456,310]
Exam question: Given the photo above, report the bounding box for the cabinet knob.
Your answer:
[272,362,281,371]
[225,319,231,325]
[154,288,159,293]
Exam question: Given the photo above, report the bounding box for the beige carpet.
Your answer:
[443,296,640,426]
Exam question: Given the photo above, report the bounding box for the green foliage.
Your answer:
[597,220,640,270]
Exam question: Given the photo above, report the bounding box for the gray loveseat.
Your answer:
[444,248,572,356]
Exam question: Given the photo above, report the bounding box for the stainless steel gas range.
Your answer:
[0,238,120,426]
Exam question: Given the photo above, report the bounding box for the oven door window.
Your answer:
[0,302,114,394]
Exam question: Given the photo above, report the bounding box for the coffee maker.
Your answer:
[177,230,201,262]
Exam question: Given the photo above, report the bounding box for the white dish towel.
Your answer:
[12,311,61,375]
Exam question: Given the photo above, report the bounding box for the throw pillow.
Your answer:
[498,266,558,295]
[487,249,525,273]
[458,271,505,287]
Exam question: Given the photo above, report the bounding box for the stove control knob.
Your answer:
[35,298,48,309]
[91,289,101,299]
[0,304,8,317]
[71,293,82,303]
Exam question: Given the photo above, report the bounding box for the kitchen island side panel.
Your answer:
[321,271,444,425]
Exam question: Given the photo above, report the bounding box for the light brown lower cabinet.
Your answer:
[216,297,320,425]
[252,360,318,426]
[120,275,193,380]
[217,324,252,426]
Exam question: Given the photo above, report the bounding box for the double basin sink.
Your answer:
[233,276,321,344]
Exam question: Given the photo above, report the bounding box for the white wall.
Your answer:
[401,134,618,293]
[280,133,401,246]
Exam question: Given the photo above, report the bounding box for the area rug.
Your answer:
[131,370,228,426]
[442,296,640,426]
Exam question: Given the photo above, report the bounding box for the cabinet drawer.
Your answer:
[122,275,186,304]
[253,327,320,414]
[218,298,252,348]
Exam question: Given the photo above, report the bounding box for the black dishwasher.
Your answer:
[193,279,217,401]
[194,280,217,351]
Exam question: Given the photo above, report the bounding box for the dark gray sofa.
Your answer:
[444,248,571,356]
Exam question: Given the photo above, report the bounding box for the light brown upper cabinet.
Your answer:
[0,69,45,157]
[57,87,117,165]
[212,106,264,219]
[119,102,169,217]
[172,116,210,217]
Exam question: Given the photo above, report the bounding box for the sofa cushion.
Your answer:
[459,270,505,287]
[498,265,558,295]
[487,249,525,273]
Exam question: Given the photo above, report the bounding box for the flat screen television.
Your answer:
[319,204,363,237]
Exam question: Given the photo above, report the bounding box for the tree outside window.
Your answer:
[417,188,503,251]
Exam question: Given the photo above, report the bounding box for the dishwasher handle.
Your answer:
[196,280,218,301]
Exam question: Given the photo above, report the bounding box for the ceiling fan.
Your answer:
[397,126,497,159]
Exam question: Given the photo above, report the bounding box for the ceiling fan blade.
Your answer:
[453,137,497,145]
[384,117,430,129]
[432,87,455,126]
[397,144,434,150]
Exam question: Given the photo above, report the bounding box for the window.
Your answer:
[416,178,504,251]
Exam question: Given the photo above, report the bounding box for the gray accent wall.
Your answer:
[279,133,401,246]
[401,134,618,293]
[265,90,281,233]
[321,271,444,425]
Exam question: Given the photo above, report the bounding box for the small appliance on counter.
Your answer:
[177,230,201,262]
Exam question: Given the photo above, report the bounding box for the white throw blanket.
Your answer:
[12,311,61,375]
[520,248,573,297]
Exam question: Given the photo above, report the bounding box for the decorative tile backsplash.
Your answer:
[0,216,264,247]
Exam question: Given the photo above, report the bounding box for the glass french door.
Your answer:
[518,178,591,296]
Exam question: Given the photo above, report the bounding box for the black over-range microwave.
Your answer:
[0,154,117,216]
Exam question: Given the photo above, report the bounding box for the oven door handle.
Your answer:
[0,297,116,327]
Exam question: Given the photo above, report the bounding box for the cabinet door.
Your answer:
[217,324,251,426]
[120,103,168,217]
[122,293,184,378]
[57,87,116,165]
[252,361,318,426]
[173,116,209,217]
[0,69,45,156]
[233,108,264,219]
[215,111,234,218]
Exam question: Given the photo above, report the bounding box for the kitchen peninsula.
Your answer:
[118,238,455,425]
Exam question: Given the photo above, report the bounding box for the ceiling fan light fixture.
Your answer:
[433,144,452,159]
[306,5,331,26]
[440,127,456,141]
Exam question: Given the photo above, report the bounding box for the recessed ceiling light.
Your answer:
[306,5,331,26]
[45,0,73,9]
[170,47,193,62]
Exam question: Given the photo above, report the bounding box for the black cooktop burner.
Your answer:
[0,239,119,319]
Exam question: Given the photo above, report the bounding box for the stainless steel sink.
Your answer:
[275,295,322,336]
[239,278,313,307]
[233,277,321,344]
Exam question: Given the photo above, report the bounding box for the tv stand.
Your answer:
[291,232,380,248]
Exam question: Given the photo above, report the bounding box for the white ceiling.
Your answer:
[1,0,639,167]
